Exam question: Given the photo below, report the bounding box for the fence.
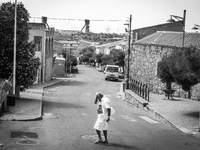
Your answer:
[129,77,150,102]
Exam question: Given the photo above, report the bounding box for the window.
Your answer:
[34,36,42,51]
[45,39,48,54]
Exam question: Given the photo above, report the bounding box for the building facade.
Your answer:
[29,22,55,83]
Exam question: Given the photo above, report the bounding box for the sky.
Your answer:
[1,0,200,33]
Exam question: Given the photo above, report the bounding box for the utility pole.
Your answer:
[126,14,132,89]
[13,0,17,95]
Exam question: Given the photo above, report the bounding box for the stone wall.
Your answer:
[130,44,171,93]
[0,82,8,114]
[129,44,200,100]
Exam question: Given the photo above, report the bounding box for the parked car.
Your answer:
[71,66,78,73]
[97,66,104,72]
[118,72,125,79]
[104,65,119,81]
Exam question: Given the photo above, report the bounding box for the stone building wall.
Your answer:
[129,44,200,100]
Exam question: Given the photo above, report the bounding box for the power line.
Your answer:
[30,16,126,22]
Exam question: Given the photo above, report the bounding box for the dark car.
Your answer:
[71,66,78,73]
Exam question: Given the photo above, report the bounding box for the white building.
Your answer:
[28,22,55,83]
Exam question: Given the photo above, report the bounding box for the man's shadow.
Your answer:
[104,143,140,150]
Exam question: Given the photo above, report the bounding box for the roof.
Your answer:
[78,40,92,50]
[96,40,127,48]
[57,40,78,44]
[135,31,200,48]
[29,22,46,29]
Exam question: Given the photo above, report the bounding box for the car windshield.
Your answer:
[107,67,118,72]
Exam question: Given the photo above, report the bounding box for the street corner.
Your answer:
[116,92,125,100]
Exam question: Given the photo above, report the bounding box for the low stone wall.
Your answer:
[124,89,148,109]
[0,88,8,115]
[0,79,11,115]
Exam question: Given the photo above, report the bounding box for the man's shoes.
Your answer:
[102,140,108,144]
[94,140,102,144]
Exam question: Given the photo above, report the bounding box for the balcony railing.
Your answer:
[129,77,150,102]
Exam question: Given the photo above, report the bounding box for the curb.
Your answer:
[145,105,186,132]
[24,78,67,121]
[40,78,67,120]
[42,78,67,90]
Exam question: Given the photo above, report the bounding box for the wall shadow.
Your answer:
[42,100,85,110]
[49,80,87,88]
[184,111,199,119]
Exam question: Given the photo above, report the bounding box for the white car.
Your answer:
[104,65,119,81]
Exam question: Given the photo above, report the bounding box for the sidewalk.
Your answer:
[0,77,66,121]
[120,81,200,139]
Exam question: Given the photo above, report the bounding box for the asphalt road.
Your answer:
[1,65,200,150]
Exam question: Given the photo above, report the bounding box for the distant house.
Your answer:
[55,40,79,63]
[78,40,93,51]
[28,22,55,83]
[56,29,79,35]
[130,31,200,99]
[95,40,127,55]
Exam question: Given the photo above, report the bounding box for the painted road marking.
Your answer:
[86,93,91,95]
[82,113,87,116]
[121,115,137,122]
[139,116,158,124]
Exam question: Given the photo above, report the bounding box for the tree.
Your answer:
[89,57,95,64]
[101,55,114,66]
[70,56,78,66]
[79,47,94,64]
[168,46,200,91]
[157,46,200,91]
[157,54,175,89]
[110,49,125,69]
[0,2,40,88]
[96,53,103,64]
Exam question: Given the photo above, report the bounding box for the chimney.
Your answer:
[41,16,47,24]
[41,16,50,29]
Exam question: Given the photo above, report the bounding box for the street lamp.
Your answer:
[167,10,186,47]
[13,0,17,95]
[124,15,132,89]
[192,24,200,132]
